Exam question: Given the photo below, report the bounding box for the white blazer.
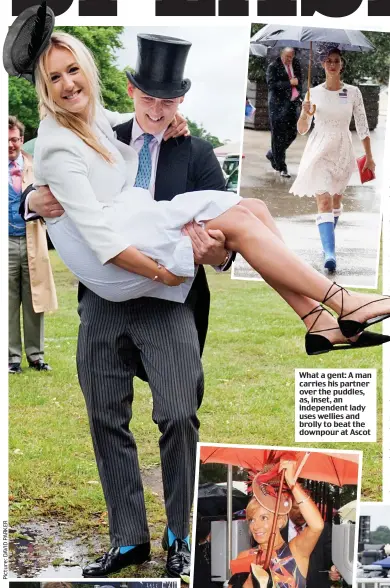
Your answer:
[34,106,137,264]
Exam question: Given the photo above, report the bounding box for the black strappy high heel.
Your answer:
[322,283,390,338]
[302,305,390,355]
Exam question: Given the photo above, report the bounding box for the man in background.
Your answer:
[266,47,303,178]
[8,116,57,374]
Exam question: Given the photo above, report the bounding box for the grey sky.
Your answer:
[360,504,390,532]
[116,26,250,143]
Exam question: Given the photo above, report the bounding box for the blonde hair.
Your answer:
[246,497,288,530]
[35,32,113,162]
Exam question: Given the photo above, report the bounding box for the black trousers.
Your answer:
[269,99,300,172]
[77,289,204,545]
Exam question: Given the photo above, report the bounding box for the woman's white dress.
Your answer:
[33,109,241,303]
[290,83,370,197]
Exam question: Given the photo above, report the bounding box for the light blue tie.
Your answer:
[134,133,154,189]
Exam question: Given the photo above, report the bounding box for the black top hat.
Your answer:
[3,1,55,83]
[126,34,192,99]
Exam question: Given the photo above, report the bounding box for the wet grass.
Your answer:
[9,252,383,547]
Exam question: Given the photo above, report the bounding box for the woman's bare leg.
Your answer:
[332,194,343,209]
[204,202,390,328]
[332,194,343,227]
[236,199,341,338]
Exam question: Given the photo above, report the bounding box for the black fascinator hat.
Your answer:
[3,1,55,83]
[316,42,342,62]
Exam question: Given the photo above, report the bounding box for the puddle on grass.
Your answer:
[9,521,166,578]
[9,521,91,577]
[9,468,166,578]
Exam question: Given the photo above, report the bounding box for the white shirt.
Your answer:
[130,117,166,197]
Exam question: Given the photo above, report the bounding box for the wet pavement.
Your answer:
[235,89,387,288]
[9,467,166,578]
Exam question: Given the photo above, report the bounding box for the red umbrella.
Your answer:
[199,445,359,486]
[199,444,360,580]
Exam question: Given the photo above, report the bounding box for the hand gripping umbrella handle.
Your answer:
[307,93,316,116]
[264,469,286,571]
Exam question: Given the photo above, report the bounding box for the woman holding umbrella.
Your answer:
[229,460,324,588]
[290,44,375,272]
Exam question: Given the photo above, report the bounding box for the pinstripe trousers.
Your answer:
[77,288,204,546]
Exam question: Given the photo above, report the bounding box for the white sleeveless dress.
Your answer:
[290,83,370,197]
[33,111,241,303]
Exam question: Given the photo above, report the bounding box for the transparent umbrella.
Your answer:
[250,24,375,114]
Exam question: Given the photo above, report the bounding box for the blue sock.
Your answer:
[119,545,136,554]
[168,527,190,548]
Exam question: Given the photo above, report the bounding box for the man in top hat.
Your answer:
[266,47,303,178]
[23,33,231,580]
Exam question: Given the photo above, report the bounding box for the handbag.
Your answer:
[357,154,375,184]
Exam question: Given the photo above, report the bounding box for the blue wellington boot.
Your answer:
[316,213,336,271]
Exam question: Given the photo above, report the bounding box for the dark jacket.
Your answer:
[266,56,303,120]
[113,119,227,358]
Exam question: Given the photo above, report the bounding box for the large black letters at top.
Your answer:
[219,0,248,16]
[155,0,390,15]
[11,0,390,30]
[155,0,215,16]
[13,0,117,16]
[368,0,390,16]
[257,0,296,16]
[301,0,363,16]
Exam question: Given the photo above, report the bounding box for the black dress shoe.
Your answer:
[8,363,22,374]
[166,538,191,583]
[82,543,151,577]
[28,359,52,371]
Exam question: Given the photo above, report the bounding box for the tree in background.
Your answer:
[343,31,390,85]
[247,26,390,87]
[9,26,133,141]
[371,526,390,544]
[247,23,267,83]
[186,118,223,148]
[9,26,223,147]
